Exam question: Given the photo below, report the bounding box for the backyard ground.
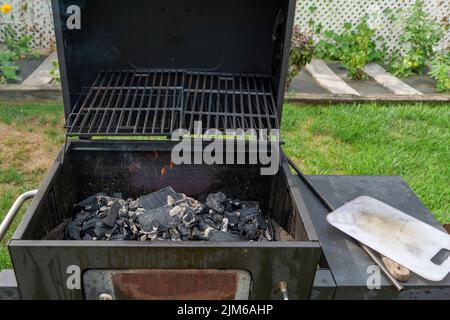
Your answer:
[0,101,449,269]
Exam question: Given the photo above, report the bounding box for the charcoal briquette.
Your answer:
[256,215,268,230]
[74,193,105,210]
[138,187,183,211]
[241,223,258,241]
[103,200,121,227]
[224,211,239,227]
[66,222,81,240]
[209,231,242,242]
[205,192,226,213]
[169,228,182,241]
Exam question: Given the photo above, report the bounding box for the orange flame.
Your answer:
[161,166,168,177]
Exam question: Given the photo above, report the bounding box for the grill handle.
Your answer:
[0,190,38,242]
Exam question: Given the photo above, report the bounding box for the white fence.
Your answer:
[0,0,449,54]
[0,0,55,49]
[295,0,449,55]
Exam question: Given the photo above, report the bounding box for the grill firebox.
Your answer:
[10,141,320,300]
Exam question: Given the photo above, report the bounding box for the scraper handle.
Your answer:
[361,245,404,291]
[381,256,411,282]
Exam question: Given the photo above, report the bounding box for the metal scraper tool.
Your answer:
[327,196,450,282]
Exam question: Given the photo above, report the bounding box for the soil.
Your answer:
[0,122,59,174]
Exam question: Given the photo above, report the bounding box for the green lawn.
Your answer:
[0,103,65,270]
[282,102,450,224]
[0,101,449,270]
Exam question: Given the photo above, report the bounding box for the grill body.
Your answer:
[9,141,320,300]
[6,0,323,300]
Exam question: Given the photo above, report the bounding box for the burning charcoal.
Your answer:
[198,219,210,231]
[221,218,229,232]
[64,188,272,243]
[109,234,126,241]
[181,208,196,227]
[177,225,192,238]
[205,215,220,229]
[256,215,268,230]
[83,234,92,241]
[43,219,72,240]
[103,200,121,227]
[209,231,242,242]
[105,225,118,239]
[129,221,139,235]
[240,223,258,241]
[169,228,182,241]
[161,231,171,240]
[66,221,81,240]
[94,221,111,239]
[138,205,180,233]
[264,229,273,241]
[205,192,226,213]
[167,195,175,206]
[203,227,217,240]
[224,211,239,228]
[74,193,106,210]
[81,218,101,231]
[169,205,184,217]
[138,187,183,211]
[128,200,140,211]
[184,196,202,211]
[212,213,223,225]
[237,207,259,221]
[74,211,91,225]
[191,227,206,240]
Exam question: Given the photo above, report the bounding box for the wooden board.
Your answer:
[305,59,361,96]
[22,52,57,86]
[285,92,450,104]
[364,63,423,95]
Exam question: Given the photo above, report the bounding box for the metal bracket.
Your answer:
[0,190,38,242]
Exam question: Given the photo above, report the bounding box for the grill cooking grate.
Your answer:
[66,70,279,136]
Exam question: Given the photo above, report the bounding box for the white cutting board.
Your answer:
[326,196,450,282]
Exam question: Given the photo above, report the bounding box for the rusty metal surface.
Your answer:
[83,269,251,300]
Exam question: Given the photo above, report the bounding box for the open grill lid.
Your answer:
[52,0,296,137]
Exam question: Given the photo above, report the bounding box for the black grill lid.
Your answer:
[53,0,296,136]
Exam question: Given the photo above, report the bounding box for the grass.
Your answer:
[0,101,449,270]
[282,102,450,224]
[0,103,64,270]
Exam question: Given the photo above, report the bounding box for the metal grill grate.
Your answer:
[66,70,278,136]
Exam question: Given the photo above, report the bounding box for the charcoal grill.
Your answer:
[2,0,450,301]
[2,0,325,300]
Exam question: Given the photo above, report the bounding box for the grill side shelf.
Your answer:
[65,70,279,137]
